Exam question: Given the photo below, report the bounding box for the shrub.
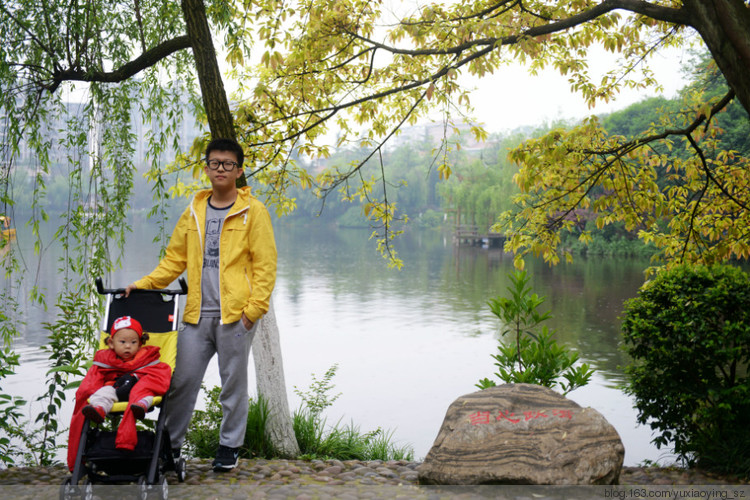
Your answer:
[293,364,341,419]
[184,385,222,458]
[0,347,26,466]
[476,269,594,395]
[184,385,275,459]
[621,264,750,476]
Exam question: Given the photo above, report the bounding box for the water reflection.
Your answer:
[273,220,665,464]
[4,215,673,465]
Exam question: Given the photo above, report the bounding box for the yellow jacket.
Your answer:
[134,186,277,325]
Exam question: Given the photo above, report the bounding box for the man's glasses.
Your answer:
[206,159,239,171]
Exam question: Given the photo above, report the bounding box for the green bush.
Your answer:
[476,269,594,395]
[184,385,275,459]
[621,264,750,476]
[559,220,658,258]
[293,364,341,419]
[0,346,26,466]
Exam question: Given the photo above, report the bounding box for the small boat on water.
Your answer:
[1,215,16,239]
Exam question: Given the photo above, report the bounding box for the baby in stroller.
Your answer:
[66,316,172,471]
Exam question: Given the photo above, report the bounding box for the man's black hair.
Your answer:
[205,138,244,168]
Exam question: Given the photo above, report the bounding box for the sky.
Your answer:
[441,44,694,134]
[385,0,698,135]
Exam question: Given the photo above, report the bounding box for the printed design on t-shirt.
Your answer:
[204,218,222,270]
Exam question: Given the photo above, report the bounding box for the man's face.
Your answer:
[205,150,243,190]
[108,328,141,361]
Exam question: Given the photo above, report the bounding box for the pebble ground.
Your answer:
[1,458,748,499]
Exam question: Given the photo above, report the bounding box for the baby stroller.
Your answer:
[61,278,188,500]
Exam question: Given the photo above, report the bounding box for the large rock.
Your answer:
[417,384,624,485]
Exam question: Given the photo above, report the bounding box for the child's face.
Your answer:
[108,328,141,361]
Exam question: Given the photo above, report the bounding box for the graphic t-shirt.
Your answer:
[201,199,233,317]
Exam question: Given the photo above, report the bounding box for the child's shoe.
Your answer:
[130,400,149,420]
[82,405,106,424]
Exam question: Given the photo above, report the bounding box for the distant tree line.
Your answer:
[283,54,750,262]
[12,57,749,248]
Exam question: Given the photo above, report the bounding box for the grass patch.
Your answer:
[293,410,413,461]
[185,366,413,461]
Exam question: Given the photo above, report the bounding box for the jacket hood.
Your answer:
[191,186,254,214]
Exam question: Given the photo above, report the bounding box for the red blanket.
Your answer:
[67,345,172,471]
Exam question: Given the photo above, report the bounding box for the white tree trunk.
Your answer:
[253,298,300,457]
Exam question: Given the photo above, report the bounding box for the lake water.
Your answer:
[3,214,675,465]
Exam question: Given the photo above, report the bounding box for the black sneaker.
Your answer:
[212,445,239,472]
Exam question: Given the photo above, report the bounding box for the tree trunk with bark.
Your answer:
[684,0,750,114]
[181,0,299,457]
[180,0,234,140]
[252,300,300,457]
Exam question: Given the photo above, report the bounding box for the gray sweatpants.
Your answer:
[164,317,257,450]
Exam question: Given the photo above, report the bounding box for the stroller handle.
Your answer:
[95,277,188,296]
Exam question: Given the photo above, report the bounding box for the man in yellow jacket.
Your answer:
[125,137,277,472]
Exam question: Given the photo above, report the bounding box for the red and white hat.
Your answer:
[111,316,144,337]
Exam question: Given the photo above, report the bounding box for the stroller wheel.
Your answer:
[79,477,94,500]
[59,478,77,500]
[158,474,169,500]
[136,476,150,500]
[175,457,187,483]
